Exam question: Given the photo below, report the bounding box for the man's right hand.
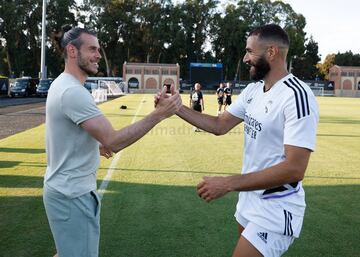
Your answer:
[154,83,177,107]
[154,85,182,120]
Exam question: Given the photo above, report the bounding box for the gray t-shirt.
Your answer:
[44,73,102,198]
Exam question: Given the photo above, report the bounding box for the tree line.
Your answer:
[0,0,359,81]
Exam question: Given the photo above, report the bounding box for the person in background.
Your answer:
[216,82,225,115]
[189,82,204,131]
[224,82,233,110]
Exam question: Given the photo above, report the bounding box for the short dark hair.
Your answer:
[53,25,97,59]
[249,24,289,47]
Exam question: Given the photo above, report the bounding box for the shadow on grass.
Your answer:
[317,133,360,138]
[319,117,360,125]
[0,147,45,154]
[0,161,22,169]
[0,160,46,170]
[0,178,359,257]
[0,174,44,188]
[287,185,360,257]
[305,175,360,180]
[109,167,237,176]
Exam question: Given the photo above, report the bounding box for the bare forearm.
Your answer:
[177,105,222,135]
[109,111,162,152]
[225,161,304,193]
[197,160,305,202]
[197,144,310,202]
[83,88,182,154]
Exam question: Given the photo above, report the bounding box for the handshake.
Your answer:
[153,84,183,120]
[99,84,183,160]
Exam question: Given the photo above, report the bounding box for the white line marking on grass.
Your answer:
[98,96,146,199]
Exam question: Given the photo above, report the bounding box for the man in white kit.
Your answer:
[163,24,319,256]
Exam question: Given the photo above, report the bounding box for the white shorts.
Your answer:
[235,191,304,238]
[238,214,295,257]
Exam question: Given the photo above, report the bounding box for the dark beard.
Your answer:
[78,51,97,76]
[250,55,270,81]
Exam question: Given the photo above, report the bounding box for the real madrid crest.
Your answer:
[265,100,273,113]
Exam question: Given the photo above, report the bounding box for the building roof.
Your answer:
[124,62,178,67]
[331,65,360,70]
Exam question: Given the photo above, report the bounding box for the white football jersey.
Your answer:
[227,74,319,217]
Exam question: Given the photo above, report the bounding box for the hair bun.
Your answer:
[62,24,73,33]
[51,25,72,55]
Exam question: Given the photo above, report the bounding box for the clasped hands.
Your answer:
[100,85,227,203]
[154,84,182,117]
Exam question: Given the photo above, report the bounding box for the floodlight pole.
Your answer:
[40,0,47,79]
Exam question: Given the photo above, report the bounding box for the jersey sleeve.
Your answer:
[283,92,319,151]
[226,85,250,119]
[61,86,102,125]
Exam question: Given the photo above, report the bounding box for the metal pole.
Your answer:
[40,0,47,79]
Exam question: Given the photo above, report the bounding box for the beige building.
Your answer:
[329,65,360,97]
[123,62,180,93]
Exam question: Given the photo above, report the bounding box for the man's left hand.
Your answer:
[197,176,230,202]
[99,144,113,159]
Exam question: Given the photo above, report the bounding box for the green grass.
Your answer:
[0,95,359,257]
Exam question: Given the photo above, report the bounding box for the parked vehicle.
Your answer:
[9,77,39,97]
[84,80,98,93]
[36,78,54,97]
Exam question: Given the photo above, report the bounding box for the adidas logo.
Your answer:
[257,232,268,243]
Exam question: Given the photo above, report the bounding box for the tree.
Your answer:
[0,0,318,80]
[177,0,219,78]
[317,52,360,80]
[0,0,41,77]
[317,54,335,80]
[79,0,151,76]
[334,51,360,66]
[46,0,79,77]
[0,0,77,77]
[210,0,308,81]
[291,36,321,80]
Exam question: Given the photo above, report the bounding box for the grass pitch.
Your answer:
[0,94,359,257]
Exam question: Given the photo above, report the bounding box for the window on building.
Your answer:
[152,69,159,75]
[170,70,177,75]
[126,69,133,74]
[348,72,355,76]
[341,72,348,76]
[162,69,169,75]
[145,69,151,75]
[134,69,142,74]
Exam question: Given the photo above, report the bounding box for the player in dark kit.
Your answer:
[216,83,225,115]
[189,83,204,131]
[190,83,204,113]
[224,82,233,110]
